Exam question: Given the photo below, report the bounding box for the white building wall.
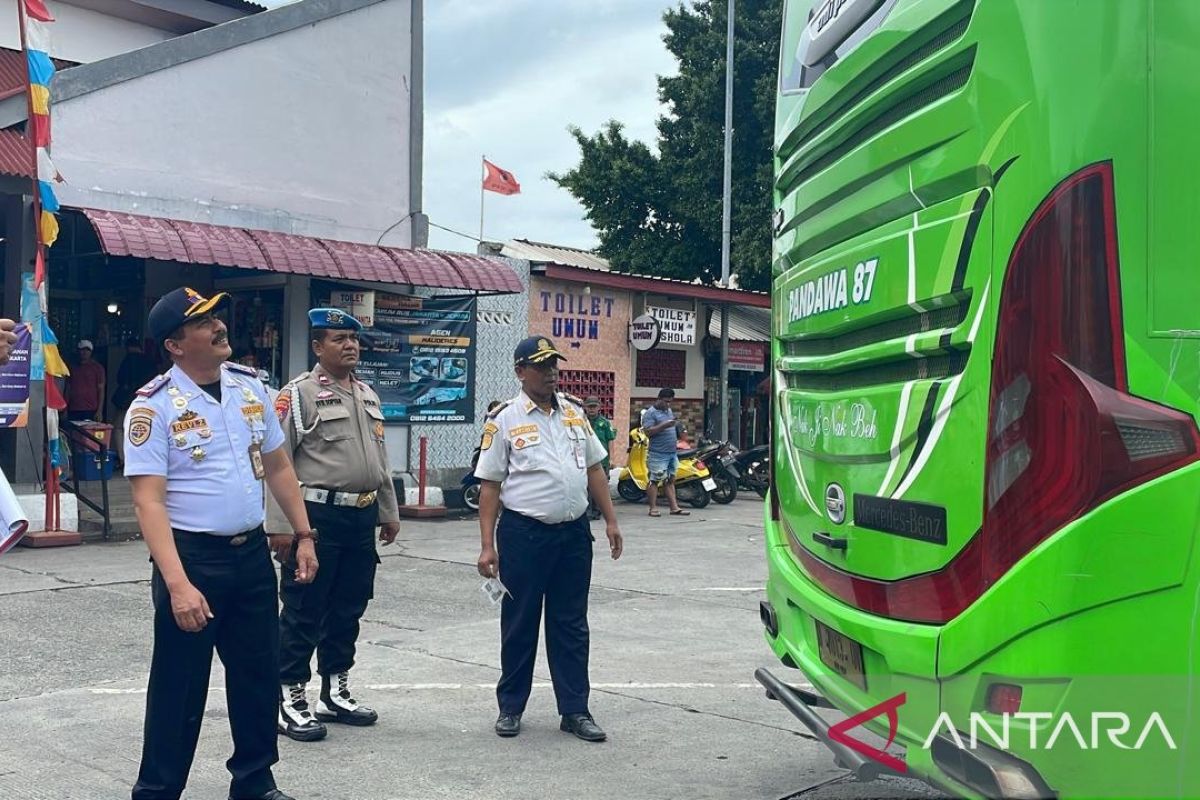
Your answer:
[0,2,174,63]
[49,0,415,246]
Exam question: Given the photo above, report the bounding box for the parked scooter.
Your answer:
[692,439,740,504]
[617,428,715,508]
[734,444,770,498]
[461,469,481,511]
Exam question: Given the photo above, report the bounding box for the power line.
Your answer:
[428,220,483,244]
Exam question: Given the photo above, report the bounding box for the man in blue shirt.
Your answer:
[641,388,689,517]
[125,287,317,800]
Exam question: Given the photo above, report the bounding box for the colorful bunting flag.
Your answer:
[24,0,55,24]
[39,209,58,246]
[21,0,62,257]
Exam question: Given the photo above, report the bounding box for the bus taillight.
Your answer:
[982,161,1200,586]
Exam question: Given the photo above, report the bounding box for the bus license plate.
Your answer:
[816,621,866,691]
[702,478,717,491]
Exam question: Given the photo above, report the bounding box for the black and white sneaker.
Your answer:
[316,671,378,726]
[278,683,328,742]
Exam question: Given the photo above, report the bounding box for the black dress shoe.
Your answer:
[560,712,606,742]
[495,712,521,737]
[228,790,296,800]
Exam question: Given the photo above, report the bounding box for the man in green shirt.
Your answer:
[584,397,616,520]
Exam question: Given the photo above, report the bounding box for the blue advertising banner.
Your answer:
[318,287,476,424]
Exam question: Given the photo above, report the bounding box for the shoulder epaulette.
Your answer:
[224,362,258,377]
[486,401,510,420]
[559,392,585,409]
[136,373,170,398]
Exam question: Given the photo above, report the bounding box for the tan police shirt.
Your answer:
[474,391,608,524]
[266,363,400,531]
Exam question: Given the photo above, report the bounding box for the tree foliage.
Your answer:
[550,0,781,292]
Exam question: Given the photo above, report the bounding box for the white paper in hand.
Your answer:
[480,576,511,608]
[0,468,29,555]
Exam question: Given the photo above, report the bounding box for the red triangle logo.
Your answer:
[827,692,907,774]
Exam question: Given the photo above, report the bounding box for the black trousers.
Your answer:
[278,500,379,685]
[132,527,279,800]
[496,510,594,716]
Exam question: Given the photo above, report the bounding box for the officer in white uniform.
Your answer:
[475,336,623,742]
[125,287,317,800]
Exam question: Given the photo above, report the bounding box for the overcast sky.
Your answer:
[422,1,677,253]
[260,0,677,252]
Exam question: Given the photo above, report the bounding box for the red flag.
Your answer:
[23,0,55,22]
[483,159,521,196]
[45,375,66,411]
[30,113,51,147]
[34,248,45,288]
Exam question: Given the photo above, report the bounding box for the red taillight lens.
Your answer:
[786,163,1200,625]
[985,683,1023,715]
[981,162,1200,586]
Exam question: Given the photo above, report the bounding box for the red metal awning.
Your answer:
[0,129,33,179]
[77,208,523,294]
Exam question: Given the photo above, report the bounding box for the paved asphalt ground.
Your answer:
[0,495,948,800]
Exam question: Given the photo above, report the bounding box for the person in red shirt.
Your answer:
[65,339,107,422]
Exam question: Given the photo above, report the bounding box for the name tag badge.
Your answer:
[574,440,586,469]
[248,442,265,480]
[512,433,541,450]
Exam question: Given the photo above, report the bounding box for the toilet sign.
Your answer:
[630,314,661,351]
[646,306,696,345]
[332,290,376,328]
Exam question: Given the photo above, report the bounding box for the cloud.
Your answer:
[422,1,676,252]
[262,0,677,253]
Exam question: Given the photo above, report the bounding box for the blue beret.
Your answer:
[308,307,362,331]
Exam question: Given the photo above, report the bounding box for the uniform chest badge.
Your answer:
[512,432,541,450]
[172,397,188,410]
[167,387,181,397]
[190,447,206,462]
[240,403,265,424]
[373,421,385,440]
[242,387,256,403]
[316,390,335,400]
[171,413,210,436]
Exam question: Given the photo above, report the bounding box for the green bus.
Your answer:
[758,1,1200,797]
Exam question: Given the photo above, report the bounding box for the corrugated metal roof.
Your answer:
[0,48,75,103]
[708,304,771,342]
[501,239,612,272]
[79,208,523,294]
[503,238,768,303]
[0,129,33,178]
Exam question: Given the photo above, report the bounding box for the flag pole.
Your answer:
[479,154,485,244]
[17,0,60,534]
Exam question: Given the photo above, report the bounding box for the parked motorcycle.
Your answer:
[734,444,770,499]
[692,440,740,504]
[461,469,481,511]
[618,428,715,508]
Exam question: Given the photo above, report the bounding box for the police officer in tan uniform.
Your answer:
[269,308,400,742]
[475,336,623,742]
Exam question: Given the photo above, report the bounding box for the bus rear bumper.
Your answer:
[755,664,1055,799]
[754,667,898,782]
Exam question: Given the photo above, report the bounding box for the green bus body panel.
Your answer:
[767,0,1200,796]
